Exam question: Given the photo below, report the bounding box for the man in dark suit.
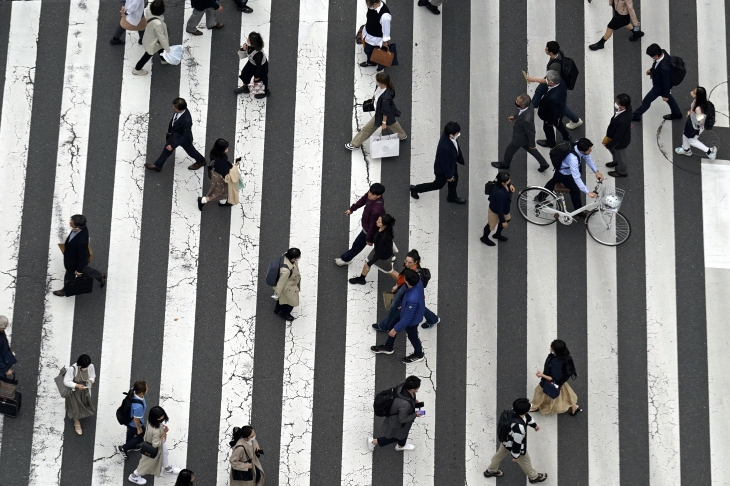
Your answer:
[492,93,549,172]
[53,214,106,297]
[410,121,466,204]
[604,93,633,177]
[632,43,682,121]
[146,97,206,172]
[533,70,569,148]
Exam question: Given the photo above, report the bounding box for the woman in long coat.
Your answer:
[229,425,265,485]
[63,354,96,435]
[198,138,238,210]
[272,248,301,322]
[530,339,582,416]
[128,406,183,485]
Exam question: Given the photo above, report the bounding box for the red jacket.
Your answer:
[349,193,385,243]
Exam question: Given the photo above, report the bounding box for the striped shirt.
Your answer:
[502,413,538,458]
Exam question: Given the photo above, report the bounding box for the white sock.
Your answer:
[218,199,227,204]
[201,197,207,204]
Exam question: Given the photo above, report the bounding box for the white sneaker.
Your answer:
[367,437,376,452]
[132,69,149,76]
[395,443,416,451]
[708,147,718,161]
[128,474,147,484]
[345,143,358,151]
[163,466,182,475]
[334,258,351,266]
[674,147,692,156]
[565,118,583,130]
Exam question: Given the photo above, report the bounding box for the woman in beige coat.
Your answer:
[128,406,183,485]
[133,0,171,76]
[272,248,301,322]
[589,0,643,51]
[229,426,265,485]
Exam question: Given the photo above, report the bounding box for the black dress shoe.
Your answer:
[536,140,551,148]
[446,197,466,205]
[110,37,125,45]
[53,290,66,297]
[359,61,377,67]
[538,165,550,172]
[410,185,419,200]
[605,161,617,168]
[425,3,440,14]
[145,164,161,172]
[480,236,495,247]
[663,113,683,120]
[629,31,644,42]
[237,5,253,13]
[608,170,628,178]
[491,162,510,169]
[418,0,428,4]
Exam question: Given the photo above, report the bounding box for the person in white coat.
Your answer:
[128,406,183,484]
[111,0,146,45]
[133,0,171,76]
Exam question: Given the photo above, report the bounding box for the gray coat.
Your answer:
[379,384,417,441]
[511,108,537,148]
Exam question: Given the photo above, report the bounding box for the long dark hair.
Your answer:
[210,138,229,160]
[175,469,195,485]
[230,425,254,447]
[147,406,169,429]
[375,72,394,90]
[694,86,708,111]
[551,339,570,358]
[378,214,395,240]
[249,32,264,51]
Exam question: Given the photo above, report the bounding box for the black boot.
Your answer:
[236,0,253,13]
[589,37,606,51]
[493,225,508,242]
[349,275,367,285]
[480,225,496,246]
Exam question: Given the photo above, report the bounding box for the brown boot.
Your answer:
[188,161,205,170]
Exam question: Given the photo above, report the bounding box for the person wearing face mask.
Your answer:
[229,425,265,485]
[481,172,515,246]
[602,93,633,178]
[52,214,106,297]
[360,0,393,72]
[410,121,467,204]
[674,86,718,161]
[492,94,549,172]
[63,354,96,435]
[345,72,407,150]
[529,339,581,416]
[128,406,183,484]
[272,248,301,322]
[197,139,241,210]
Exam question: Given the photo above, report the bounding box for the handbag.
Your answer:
[120,12,147,32]
[249,81,265,95]
[362,99,375,112]
[356,24,365,45]
[140,440,159,458]
[382,291,395,310]
[369,44,394,67]
[370,130,400,158]
[540,379,560,399]
[55,366,73,399]
[0,373,18,400]
[63,274,94,297]
[231,445,254,480]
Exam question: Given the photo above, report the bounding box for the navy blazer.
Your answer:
[605,107,632,150]
[650,51,673,98]
[534,82,567,125]
[64,227,90,273]
[166,110,195,148]
[433,133,465,179]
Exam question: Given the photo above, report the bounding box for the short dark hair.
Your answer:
[404,375,421,390]
[285,248,301,260]
[133,380,147,394]
[444,121,461,136]
[576,138,593,152]
[369,183,385,196]
[76,354,92,368]
[403,268,420,287]
[71,214,87,228]
[172,97,187,111]
[517,93,531,108]
[149,0,165,16]
[147,406,169,429]
[513,397,531,415]
[496,171,510,184]
[646,43,662,58]
[248,32,264,51]
[546,41,560,55]
[615,93,631,108]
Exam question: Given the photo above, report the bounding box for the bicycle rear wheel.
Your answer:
[517,187,561,226]
[585,210,631,246]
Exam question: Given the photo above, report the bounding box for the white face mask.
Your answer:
[614,103,620,110]
[452,133,460,140]
[247,435,256,444]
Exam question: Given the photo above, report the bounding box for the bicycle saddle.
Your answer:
[553,183,570,193]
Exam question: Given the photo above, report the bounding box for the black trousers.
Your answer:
[545,172,583,211]
[414,166,459,200]
[503,141,549,168]
[543,119,570,147]
[113,25,144,41]
[154,138,205,168]
[122,425,145,452]
[64,265,103,284]
[275,301,293,316]
[240,61,269,89]
[135,49,163,71]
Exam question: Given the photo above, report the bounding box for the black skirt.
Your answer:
[608,13,631,30]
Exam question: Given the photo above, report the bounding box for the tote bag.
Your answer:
[370,132,400,159]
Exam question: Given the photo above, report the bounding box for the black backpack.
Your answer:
[549,140,577,172]
[374,387,398,417]
[115,390,143,426]
[554,52,580,90]
[705,101,716,130]
[420,268,432,288]
[668,55,686,87]
[265,256,287,286]
[485,180,495,195]
[497,409,515,442]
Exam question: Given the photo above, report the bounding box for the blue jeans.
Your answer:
[384,325,423,356]
[376,286,439,331]
[341,230,367,263]
[633,86,681,118]
[563,104,579,123]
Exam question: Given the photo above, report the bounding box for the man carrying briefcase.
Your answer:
[53,214,106,297]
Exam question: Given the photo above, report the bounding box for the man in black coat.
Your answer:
[632,43,682,121]
[492,93,549,172]
[410,121,466,204]
[146,98,206,172]
[604,93,633,177]
[533,70,569,148]
[53,215,106,297]
[185,0,224,35]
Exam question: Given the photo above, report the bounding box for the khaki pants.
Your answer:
[488,209,510,230]
[486,444,538,480]
[350,118,406,147]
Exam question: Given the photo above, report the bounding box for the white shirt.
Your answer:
[68,229,80,242]
[559,152,599,194]
[652,53,664,70]
[363,4,392,46]
[63,364,96,389]
[450,137,459,152]
[518,107,529,116]
[613,108,625,118]
[547,82,559,91]
[373,86,386,107]
[124,0,145,26]
[172,110,186,125]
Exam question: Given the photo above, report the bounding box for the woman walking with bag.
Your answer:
[229,425,265,485]
[128,406,183,484]
[349,214,396,285]
[530,339,582,416]
[111,0,146,45]
[133,0,171,76]
[346,72,407,150]
[234,32,270,99]
[272,248,301,322]
[481,172,514,247]
[63,354,96,435]
[198,139,240,210]
[674,86,718,160]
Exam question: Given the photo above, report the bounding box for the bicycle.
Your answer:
[517,181,631,246]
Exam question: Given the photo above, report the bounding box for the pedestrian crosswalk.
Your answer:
[0,0,729,485]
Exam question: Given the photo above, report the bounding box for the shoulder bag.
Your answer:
[140,429,159,458]
[54,366,74,399]
[231,445,254,480]
[0,372,17,400]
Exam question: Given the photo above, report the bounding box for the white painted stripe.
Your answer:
[277,0,328,482]
[27,2,99,483]
[157,6,211,469]
[0,0,41,454]
[404,3,441,485]
[584,1,620,483]
[339,3,381,483]
[215,3,271,483]
[526,0,557,482]
[697,0,728,127]
[640,1,681,482]
[90,30,152,486]
[465,0,499,483]
[701,161,730,485]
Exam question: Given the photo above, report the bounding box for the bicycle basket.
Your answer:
[599,185,624,213]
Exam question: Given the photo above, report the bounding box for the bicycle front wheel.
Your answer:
[517,187,561,226]
[585,210,631,246]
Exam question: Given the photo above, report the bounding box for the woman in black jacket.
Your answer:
[198,139,238,210]
[481,171,514,246]
[349,214,396,284]
[530,339,581,416]
[234,32,269,99]
[346,73,407,150]
[0,316,16,378]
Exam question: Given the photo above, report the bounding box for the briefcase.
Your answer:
[0,391,21,417]
[63,275,94,297]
